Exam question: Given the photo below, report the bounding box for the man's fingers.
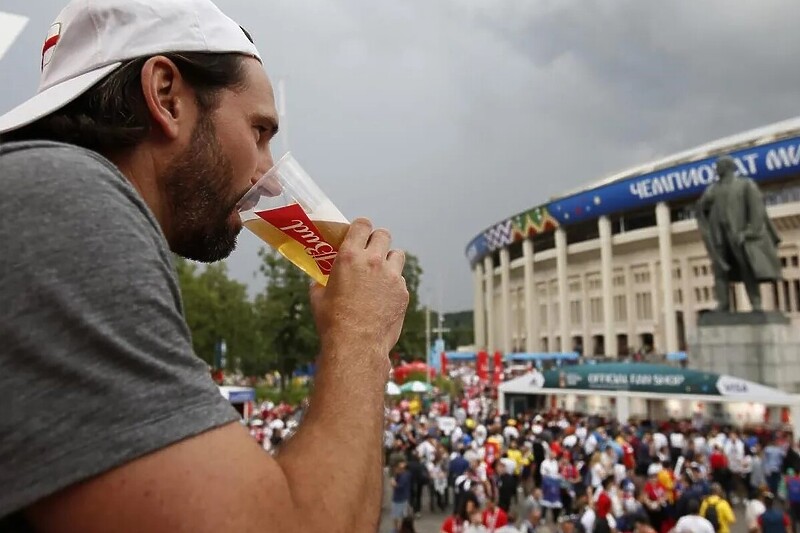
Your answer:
[366,228,392,257]
[387,249,406,274]
[342,218,373,250]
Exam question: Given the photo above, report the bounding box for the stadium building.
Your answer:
[466,117,800,359]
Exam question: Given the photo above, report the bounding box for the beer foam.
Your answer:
[309,198,347,223]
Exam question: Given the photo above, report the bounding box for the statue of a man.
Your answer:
[696,156,782,312]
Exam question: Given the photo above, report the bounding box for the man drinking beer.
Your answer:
[0,0,408,531]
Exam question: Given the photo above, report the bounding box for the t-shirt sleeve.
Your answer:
[0,143,239,516]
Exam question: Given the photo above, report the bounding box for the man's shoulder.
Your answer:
[0,140,119,176]
[0,140,130,201]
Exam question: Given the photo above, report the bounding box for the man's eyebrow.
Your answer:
[254,113,280,136]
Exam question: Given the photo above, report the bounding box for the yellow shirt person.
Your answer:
[700,493,736,533]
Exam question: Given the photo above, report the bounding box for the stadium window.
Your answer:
[793,256,799,268]
[570,301,582,325]
[675,290,682,304]
[773,283,781,310]
[594,298,604,323]
[794,280,800,312]
[614,295,627,322]
[702,265,708,276]
[781,257,788,268]
[703,287,710,301]
[532,232,555,253]
[784,281,792,312]
[508,240,524,262]
[695,288,702,302]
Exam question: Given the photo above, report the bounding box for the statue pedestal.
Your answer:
[692,311,800,392]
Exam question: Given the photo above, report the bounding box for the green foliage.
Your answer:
[175,257,265,371]
[433,375,461,397]
[255,248,319,390]
[404,370,428,384]
[255,383,310,405]
[174,246,427,388]
[395,253,425,358]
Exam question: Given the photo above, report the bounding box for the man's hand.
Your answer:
[310,217,409,366]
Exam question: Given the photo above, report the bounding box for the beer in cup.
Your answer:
[236,153,349,286]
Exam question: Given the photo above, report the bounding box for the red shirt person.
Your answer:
[481,500,508,532]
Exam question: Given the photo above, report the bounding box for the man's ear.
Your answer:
[140,56,193,141]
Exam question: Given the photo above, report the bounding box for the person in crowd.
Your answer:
[782,440,800,476]
[745,487,768,533]
[710,443,732,502]
[644,464,668,532]
[495,460,517,513]
[671,498,714,533]
[765,439,787,495]
[392,461,413,533]
[520,509,544,533]
[757,492,791,533]
[465,508,489,533]
[634,515,657,533]
[784,468,800,533]
[700,482,736,533]
[751,444,768,500]
[481,497,509,532]
[441,493,479,533]
[407,450,430,518]
[541,448,565,522]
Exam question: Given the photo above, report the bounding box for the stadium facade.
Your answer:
[466,117,800,358]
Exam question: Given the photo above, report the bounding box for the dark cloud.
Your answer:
[2,1,799,312]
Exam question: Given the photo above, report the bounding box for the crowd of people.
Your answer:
[378,384,800,533]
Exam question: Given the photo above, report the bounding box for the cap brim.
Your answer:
[0,62,121,135]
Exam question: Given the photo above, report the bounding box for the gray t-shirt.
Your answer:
[0,141,239,523]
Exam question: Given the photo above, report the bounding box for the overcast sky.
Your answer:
[2,1,800,311]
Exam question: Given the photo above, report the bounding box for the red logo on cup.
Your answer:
[256,203,338,275]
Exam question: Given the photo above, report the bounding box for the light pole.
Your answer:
[425,305,431,385]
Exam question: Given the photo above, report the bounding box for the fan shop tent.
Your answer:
[498,363,800,428]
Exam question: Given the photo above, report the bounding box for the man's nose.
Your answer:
[253,153,276,186]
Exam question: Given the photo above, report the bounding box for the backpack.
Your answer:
[703,498,721,532]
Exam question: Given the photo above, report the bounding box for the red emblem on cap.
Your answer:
[41,23,61,70]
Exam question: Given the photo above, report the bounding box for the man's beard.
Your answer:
[163,115,244,263]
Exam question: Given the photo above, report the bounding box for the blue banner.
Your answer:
[466,135,800,265]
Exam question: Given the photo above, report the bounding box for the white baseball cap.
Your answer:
[0,0,261,135]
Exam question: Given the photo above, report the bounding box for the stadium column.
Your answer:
[484,255,496,352]
[500,248,512,355]
[473,262,486,350]
[598,216,617,357]
[555,227,570,353]
[656,202,679,354]
[522,238,538,352]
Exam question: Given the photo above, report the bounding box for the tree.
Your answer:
[394,252,425,359]
[254,249,319,390]
[175,257,265,373]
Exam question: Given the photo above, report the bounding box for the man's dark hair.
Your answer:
[687,498,700,515]
[3,52,248,154]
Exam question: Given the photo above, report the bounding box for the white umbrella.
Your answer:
[385,381,401,396]
[400,380,432,394]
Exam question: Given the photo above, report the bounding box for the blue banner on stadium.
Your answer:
[466,135,800,265]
